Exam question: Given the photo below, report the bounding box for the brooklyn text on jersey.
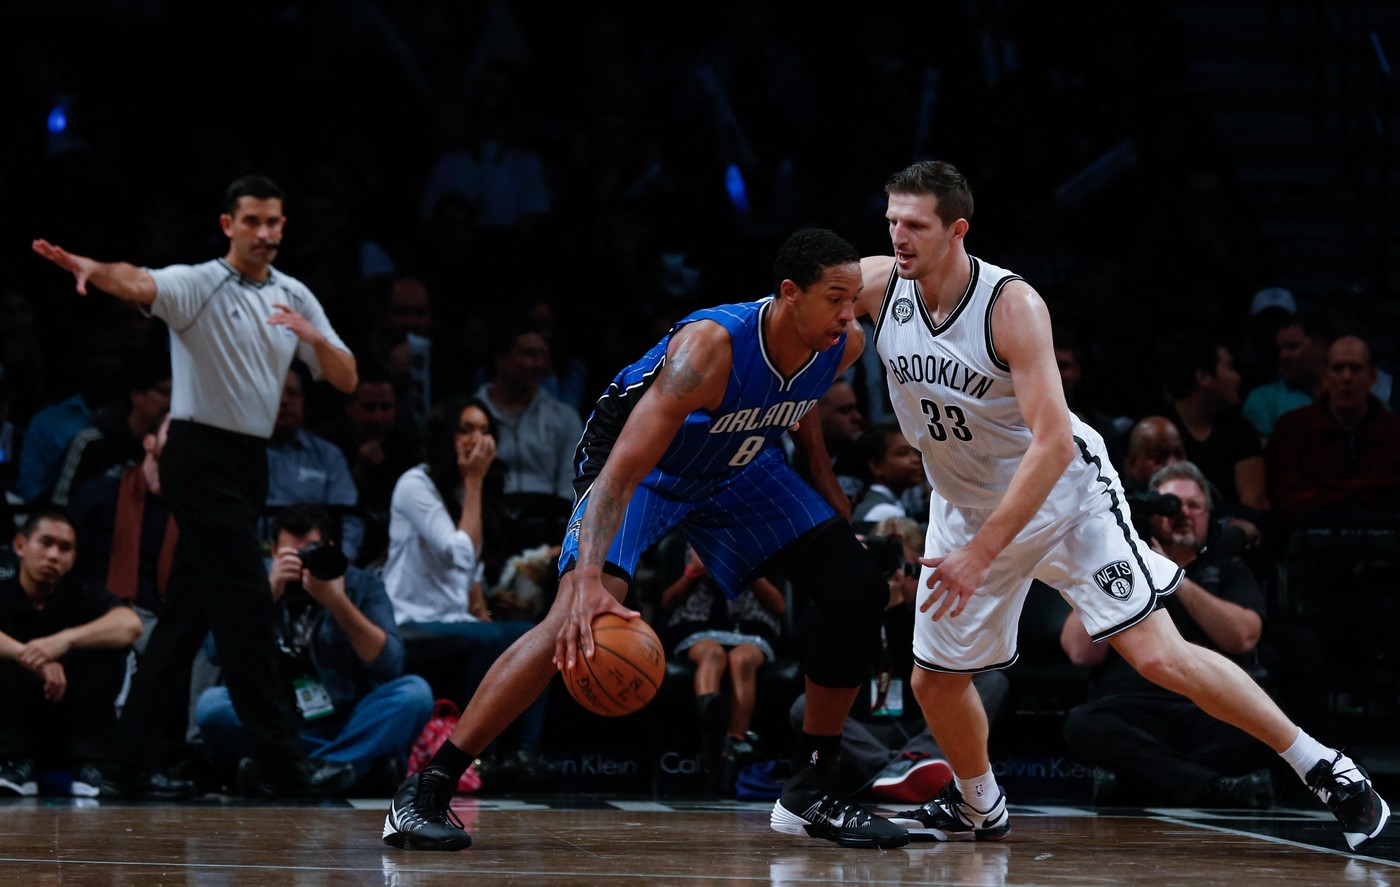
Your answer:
[885,354,994,399]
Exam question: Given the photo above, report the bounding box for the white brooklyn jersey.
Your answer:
[873,256,1102,513]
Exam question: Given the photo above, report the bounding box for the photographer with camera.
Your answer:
[789,517,1007,803]
[1123,415,1261,556]
[195,504,433,790]
[1061,461,1275,808]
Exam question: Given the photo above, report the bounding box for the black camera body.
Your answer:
[1124,489,1181,543]
[297,541,348,581]
[281,542,349,609]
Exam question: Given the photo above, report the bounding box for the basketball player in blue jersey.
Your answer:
[383,228,908,851]
[856,160,1388,851]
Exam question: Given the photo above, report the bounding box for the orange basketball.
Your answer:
[562,614,666,717]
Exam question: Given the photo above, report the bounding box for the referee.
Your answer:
[33,175,360,797]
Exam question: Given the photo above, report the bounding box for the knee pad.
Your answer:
[781,519,889,687]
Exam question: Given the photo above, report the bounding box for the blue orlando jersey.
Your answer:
[573,298,849,502]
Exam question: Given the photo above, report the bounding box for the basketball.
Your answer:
[562,614,665,717]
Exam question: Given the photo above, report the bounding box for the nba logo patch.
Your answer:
[1093,561,1134,600]
[892,297,915,324]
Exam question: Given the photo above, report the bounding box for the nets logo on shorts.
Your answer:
[1093,561,1134,600]
[892,297,915,324]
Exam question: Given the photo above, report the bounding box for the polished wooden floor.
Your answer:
[1,795,1396,885]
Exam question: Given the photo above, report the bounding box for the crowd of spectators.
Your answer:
[0,1,1396,803]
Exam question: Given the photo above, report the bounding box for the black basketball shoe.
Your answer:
[889,783,1010,842]
[382,766,472,852]
[0,759,36,797]
[770,764,908,849]
[1307,752,1390,851]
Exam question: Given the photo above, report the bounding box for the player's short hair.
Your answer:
[885,160,974,227]
[772,228,859,295]
[224,174,285,216]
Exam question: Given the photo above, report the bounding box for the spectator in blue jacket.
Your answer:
[196,504,432,783]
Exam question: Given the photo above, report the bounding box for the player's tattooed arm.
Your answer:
[653,321,730,410]
[577,487,625,573]
[576,322,732,573]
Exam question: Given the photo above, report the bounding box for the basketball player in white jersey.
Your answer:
[856,160,1387,852]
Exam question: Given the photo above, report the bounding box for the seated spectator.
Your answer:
[1236,286,1299,392]
[265,368,363,561]
[1268,334,1400,522]
[68,415,176,621]
[1268,334,1400,714]
[1160,333,1269,518]
[0,509,143,797]
[14,326,124,504]
[850,422,924,525]
[658,544,786,790]
[1242,312,1328,445]
[321,366,421,567]
[50,350,171,506]
[788,516,1007,803]
[473,319,582,550]
[524,294,591,416]
[196,504,433,787]
[1061,461,1274,808]
[1119,416,1186,495]
[383,396,549,789]
[361,276,455,432]
[811,379,866,504]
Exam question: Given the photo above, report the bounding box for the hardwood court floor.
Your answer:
[1,796,1396,885]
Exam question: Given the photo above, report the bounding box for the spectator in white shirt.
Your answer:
[382,396,547,782]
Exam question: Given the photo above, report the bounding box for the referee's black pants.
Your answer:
[117,420,304,770]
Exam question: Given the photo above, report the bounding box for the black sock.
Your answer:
[428,740,474,782]
[798,731,842,773]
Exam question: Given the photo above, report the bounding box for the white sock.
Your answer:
[1279,729,1337,782]
[955,769,1000,813]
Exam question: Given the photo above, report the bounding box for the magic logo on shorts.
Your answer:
[1093,561,1134,600]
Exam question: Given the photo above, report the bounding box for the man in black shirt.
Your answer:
[0,510,142,796]
[1060,462,1273,807]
